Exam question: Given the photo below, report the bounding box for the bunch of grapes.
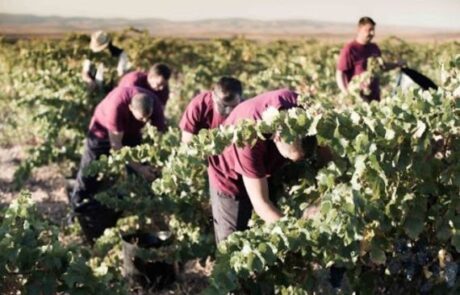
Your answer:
[386,238,459,293]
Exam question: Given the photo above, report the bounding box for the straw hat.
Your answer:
[90,30,110,52]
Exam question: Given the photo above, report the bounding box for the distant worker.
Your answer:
[119,63,172,108]
[179,77,243,143]
[336,17,405,102]
[82,30,131,92]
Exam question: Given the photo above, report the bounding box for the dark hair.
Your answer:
[358,17,376,27]
[301,136,317,158]
[148,63,171,80]
[215,77,243,102]
[130,93,154,116]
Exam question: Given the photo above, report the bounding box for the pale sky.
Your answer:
[1,0,459,29]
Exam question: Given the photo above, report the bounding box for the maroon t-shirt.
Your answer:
[179,91,226,135]
[337,40,382,101]
[118,71,170,107]
[89,86,166,142]
[208,89,298,197]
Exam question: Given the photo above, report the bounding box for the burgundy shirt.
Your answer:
[89,86,166,142]
[118,71,170,107]
[179,91,226,135]
[337,40,382,101]
[208,89,298,197]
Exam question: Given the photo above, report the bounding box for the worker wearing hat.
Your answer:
[82,30,131,92]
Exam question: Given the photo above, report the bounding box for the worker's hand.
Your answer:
[397,59,407,68]
[137,165,159,182]
[302,205,320,220]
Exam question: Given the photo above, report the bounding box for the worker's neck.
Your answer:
[355,37,368,45]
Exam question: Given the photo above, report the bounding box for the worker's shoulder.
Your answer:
[190,90,213,104]
[341,40,356,49]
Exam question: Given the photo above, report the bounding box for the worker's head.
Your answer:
[129,93,154,123]
[213,77,243,117]
[90,30,110,52]
[274,135,317,162]
[356,17,376,44]
[147,63,171,91]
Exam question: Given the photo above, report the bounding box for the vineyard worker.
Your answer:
[336,17,404,102]
[70,86,166,242]
[208,89,317,243]
[179,77,243,143]
[82,30,131,92]
[118,63,172,108]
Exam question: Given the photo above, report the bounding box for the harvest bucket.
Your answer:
[396,67,438,92]
[74,199,121,244]
[121,231,175,290]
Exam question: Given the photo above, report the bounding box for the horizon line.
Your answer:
[1,12,459,31]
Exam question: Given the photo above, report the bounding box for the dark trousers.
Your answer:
[70,134,140,244]
[210,186,253,244]
[71,135,111,207]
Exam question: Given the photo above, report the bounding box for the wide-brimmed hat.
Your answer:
[90,30,110,52]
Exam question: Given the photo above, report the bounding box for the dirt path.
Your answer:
[0,145,70,224]
[0,145,212,294]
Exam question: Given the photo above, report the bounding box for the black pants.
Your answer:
[210,186,253,244]
[70,134,140,244]
[71,135,111,207]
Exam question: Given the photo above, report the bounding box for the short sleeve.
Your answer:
[337,44,352,72]
[149,95,167,132]
[179,98,203,134]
